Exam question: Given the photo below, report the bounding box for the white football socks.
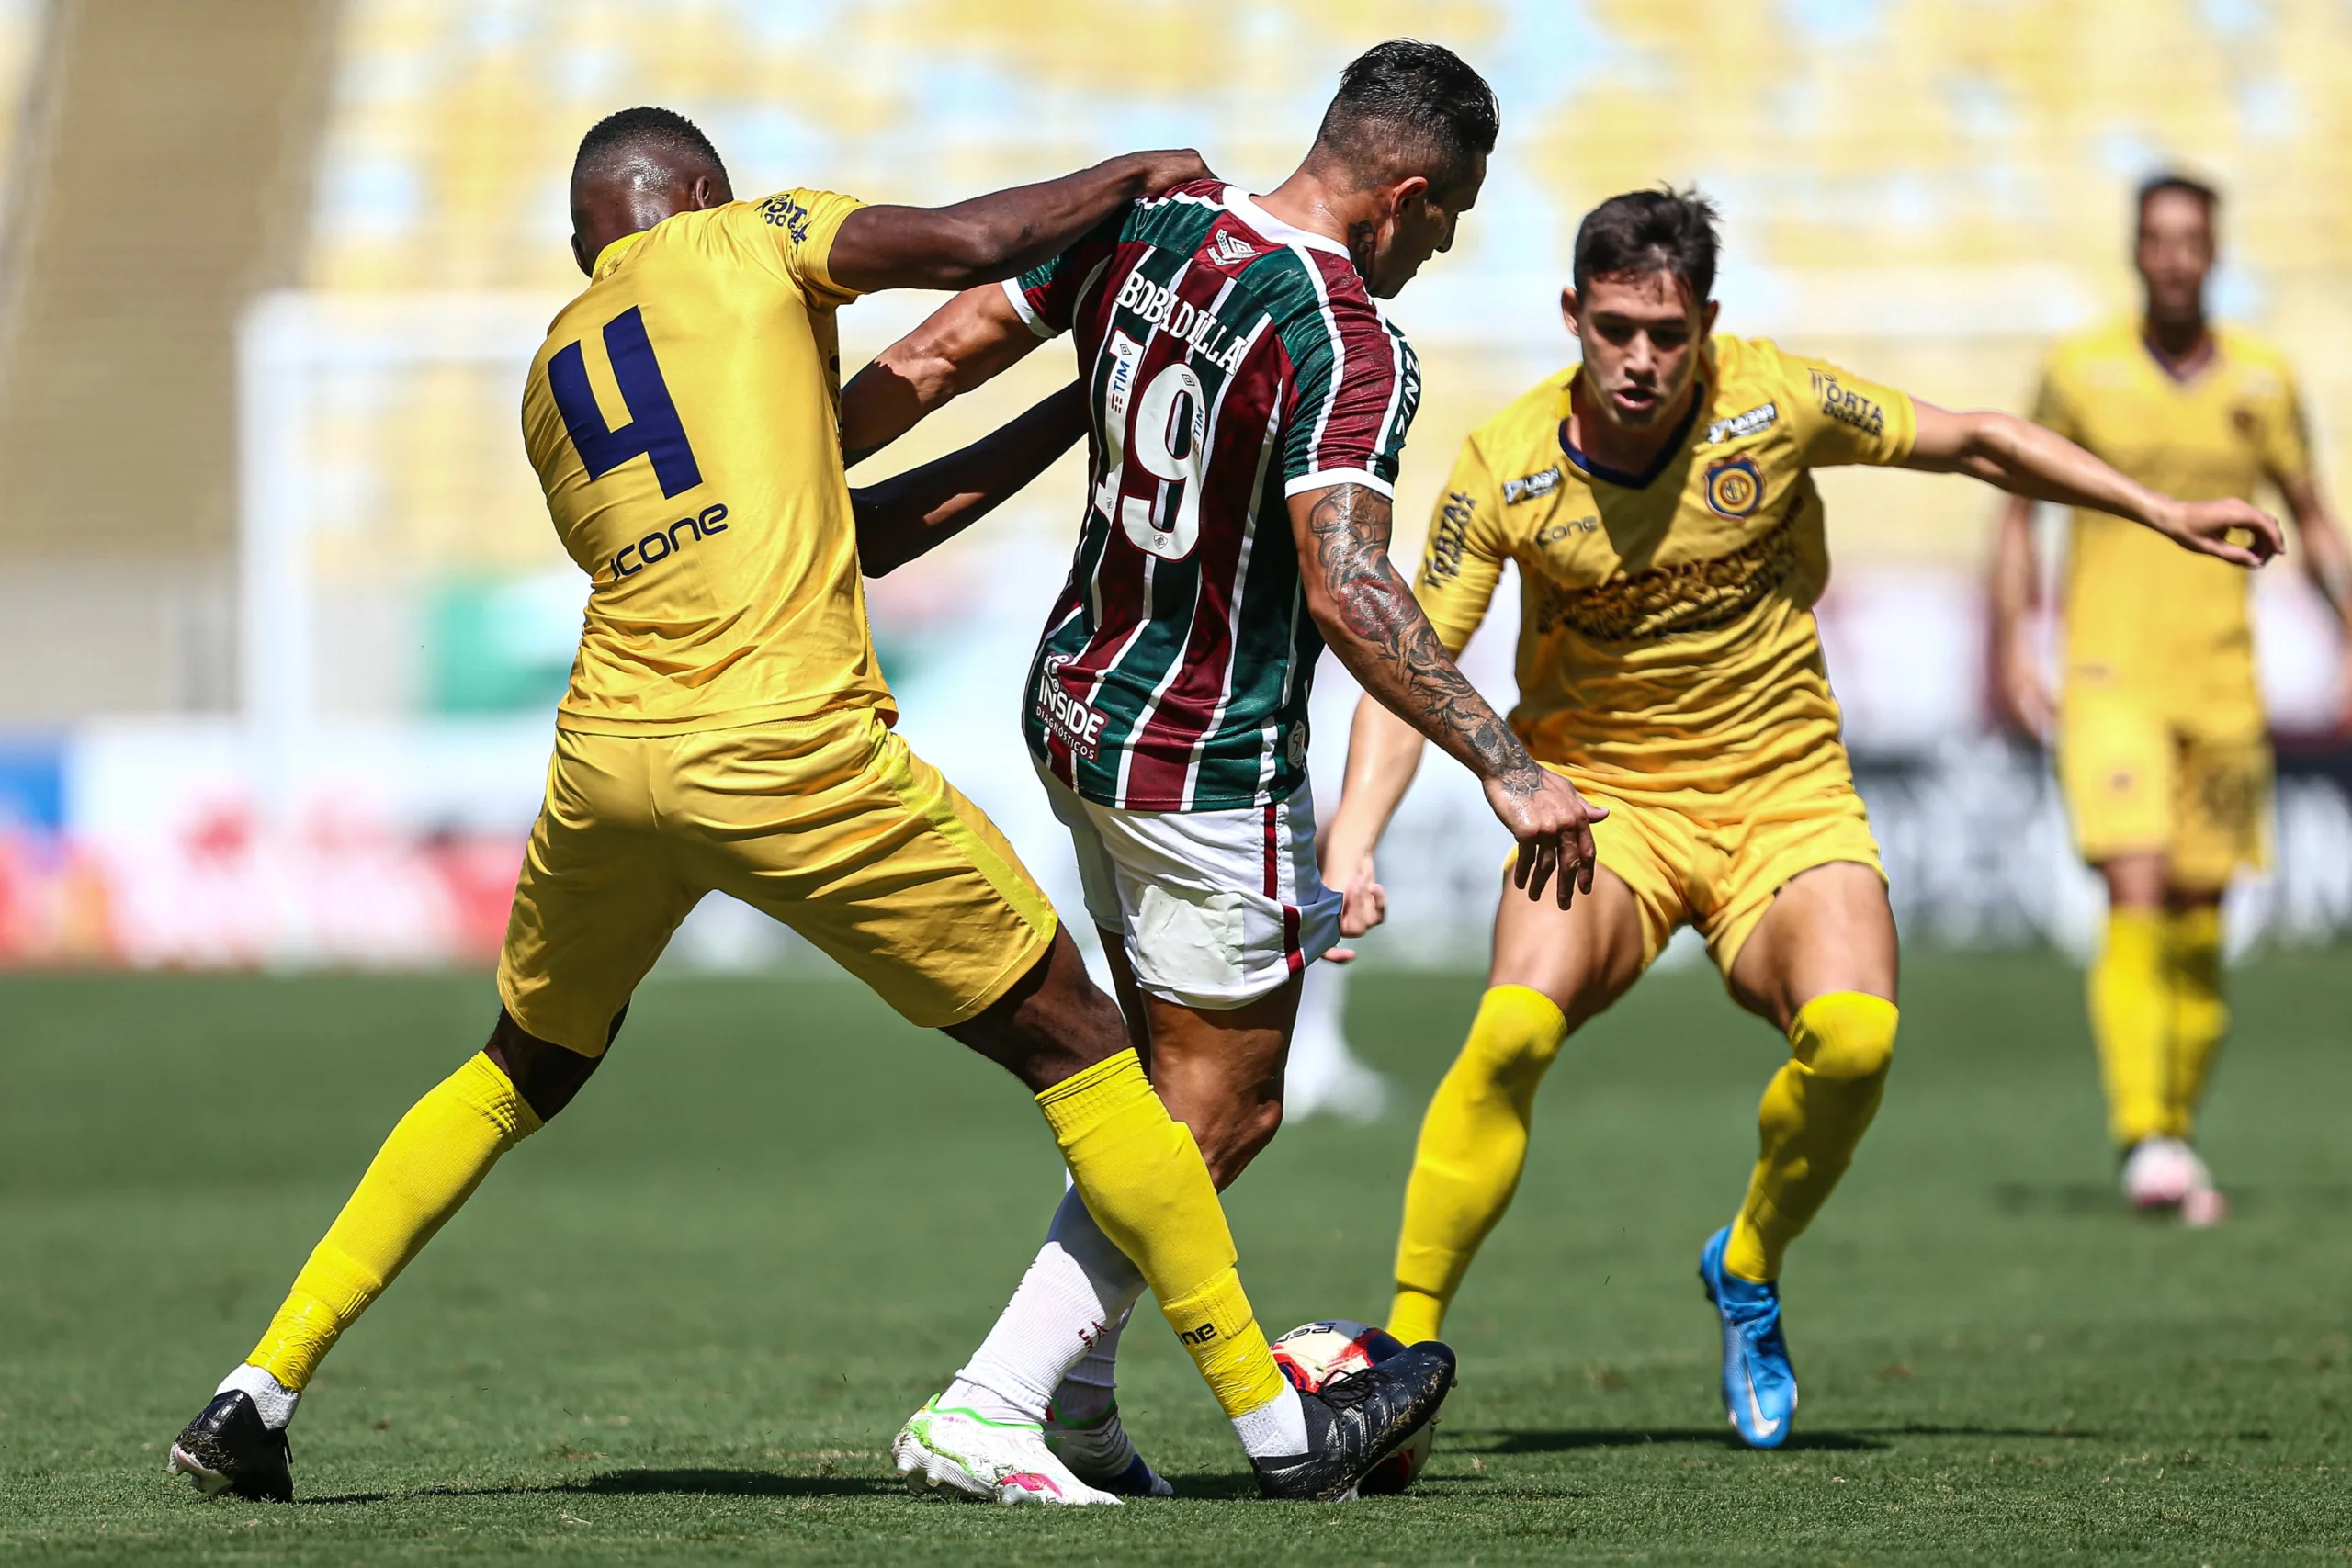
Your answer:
[952,1185,1310,1461]
[1048,1310,1129,1428]
[219,1363,299,1430]
[949,1187,1145,1427]
[1232,1382,1309,1459]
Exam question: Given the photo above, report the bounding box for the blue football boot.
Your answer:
[1698,1225,1796,1449]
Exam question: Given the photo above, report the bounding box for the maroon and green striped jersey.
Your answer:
[1009,180,1420,812]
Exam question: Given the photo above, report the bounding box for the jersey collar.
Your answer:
[2141,327,2220,386]
[1222,188,1351,257]
[1556,375,1706,490]
[593,229,651,279]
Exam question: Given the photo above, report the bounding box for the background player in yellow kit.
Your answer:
[165,107,1454,1509]
[1990,174,2352,1224]
[1321,188,2281,1449]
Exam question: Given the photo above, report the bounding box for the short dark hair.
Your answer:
[1312,39,1499,193]
[1572,186,1722,306]
[573,106,727,187]
[2137,170,2219,222]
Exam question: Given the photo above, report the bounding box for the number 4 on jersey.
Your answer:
[548,306,704,499]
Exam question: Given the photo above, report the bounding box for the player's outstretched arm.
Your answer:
[840,285,1040,466]
[1904,401,2284,567]
[826,150,1208,295]
[849,383,1088,577]
[1288,481,1606,908]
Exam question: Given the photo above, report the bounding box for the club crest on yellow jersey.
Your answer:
[1705,455,1764,519]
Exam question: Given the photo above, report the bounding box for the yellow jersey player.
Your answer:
[1321,188,2279,1449]
[167,107,1454,1509]
[1990,174,2352,1224]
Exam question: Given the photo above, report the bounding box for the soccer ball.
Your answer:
[1270,1319,1437,1494]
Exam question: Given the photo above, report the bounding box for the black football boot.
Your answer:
[1251,1340,1455,1501]
[167,1391,294,1502]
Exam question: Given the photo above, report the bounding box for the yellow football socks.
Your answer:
[246,1053,541,1389]
[1388,986,1569,1345]
[2164,905,2228,1140]
[1035,1049,1287,1422]
[1724,991,1896,1283]
[2090,908,2169,1148]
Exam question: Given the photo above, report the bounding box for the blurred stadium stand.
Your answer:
[0,0,2345,966]
[0,0,335,720]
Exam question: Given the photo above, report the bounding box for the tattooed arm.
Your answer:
[1289,481,1607,907]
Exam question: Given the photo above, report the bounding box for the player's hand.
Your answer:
[1118,149,1214,198]
[1318,836,1386,964]
[1483,765,1608,910]
[2155,496,2285,568]
[1993,639,2055,744]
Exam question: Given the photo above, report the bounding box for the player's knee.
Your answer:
[1200,1098,1283,1189]
[485,1009,607,1122]
[1462,985,1572,1090]
[1792,992,1897,1083]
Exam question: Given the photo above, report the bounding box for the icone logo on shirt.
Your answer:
[613,502,730,579]
[1536,513,1600,545]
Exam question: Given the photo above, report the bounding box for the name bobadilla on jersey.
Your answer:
[1112,270,1252,374]
[1007,181,1419,813]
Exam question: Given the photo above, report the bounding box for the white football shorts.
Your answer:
[1036,761,1343,1010]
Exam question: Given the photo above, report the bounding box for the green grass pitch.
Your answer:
[4,951,2348,1564]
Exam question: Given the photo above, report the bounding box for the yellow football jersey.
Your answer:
[522,188,883,736]
[2034,321,2310,705]
[1414,335,1917,791]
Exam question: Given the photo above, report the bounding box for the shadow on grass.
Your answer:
[1991,1182,2162,1217]
[1987,1180,2352,1216]
[1454,1423,2100,1456]
[300,1470,901,1506]
[1460,1427,1890,1454]
[1150,1472,1261,1501]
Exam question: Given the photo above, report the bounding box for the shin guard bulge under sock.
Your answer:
[2162,906,2228,1141]
[2090,908,2170,1147]
[1725,992,1896,1283]
[1388,986,1569,1344]
[1035,1051,1289,1427]
[246,1053,542,1389]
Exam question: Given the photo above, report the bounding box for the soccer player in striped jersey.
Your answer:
[842,39,1602,1496]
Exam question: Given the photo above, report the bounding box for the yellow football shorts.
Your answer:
[1544,749,1886,977]
[497,705,1058,1054]
[2058,688,2271,891]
